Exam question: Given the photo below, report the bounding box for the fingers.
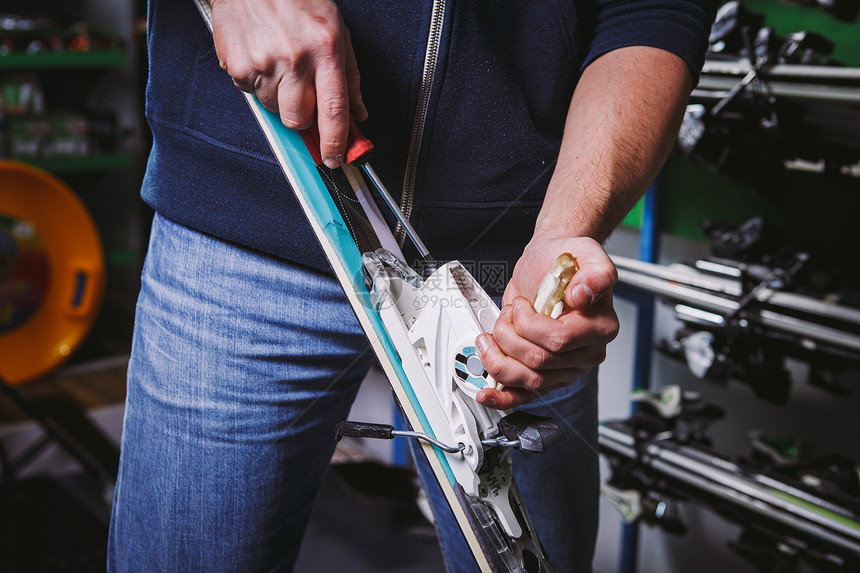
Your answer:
[479,238,619,409]
[277,74,316,131]
[477,330,586,392]
[487,303,600,369]
[211,0,365,167]
[475,291,616,410]
[564,241,619,310]
[314,51,350,168]
[477,386,565,410]
[495,296,618,356]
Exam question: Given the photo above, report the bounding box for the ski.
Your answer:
[613,253,860,403]
[599,386,860,569]
[193,2,567,571]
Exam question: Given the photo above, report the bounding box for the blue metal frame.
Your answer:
[619,171,663,573]
[392,402,408,466]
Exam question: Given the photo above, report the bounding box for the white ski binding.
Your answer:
[337,249,566,571]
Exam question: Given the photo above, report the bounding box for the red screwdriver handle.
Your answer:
[299,117,374,166]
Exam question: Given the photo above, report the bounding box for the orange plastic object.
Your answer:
[300,117,374,166]
[0,160,105,385]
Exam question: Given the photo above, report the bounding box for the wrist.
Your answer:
[532,216,591,244]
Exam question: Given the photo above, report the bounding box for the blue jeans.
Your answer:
[108,214,598,572]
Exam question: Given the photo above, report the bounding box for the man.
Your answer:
[108,0,715,571]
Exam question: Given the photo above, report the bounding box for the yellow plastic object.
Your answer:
[532,253,579,317]
[0,160,105,385]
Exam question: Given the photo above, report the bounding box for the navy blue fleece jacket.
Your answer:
[142,0,715,279]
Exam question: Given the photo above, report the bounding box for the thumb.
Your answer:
[565,250,617,310]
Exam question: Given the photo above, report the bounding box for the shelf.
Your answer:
[14,153,133,173]
[696,60,860,104]
[0,50,126,70]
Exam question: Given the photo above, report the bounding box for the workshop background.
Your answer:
[0,0,857,572]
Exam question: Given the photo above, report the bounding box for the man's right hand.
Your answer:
[210,0,367,168]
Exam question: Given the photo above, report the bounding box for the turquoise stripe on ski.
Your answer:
[253,100,457,487]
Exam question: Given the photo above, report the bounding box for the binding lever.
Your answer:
[336,412,565,455]
[335,421,466,454]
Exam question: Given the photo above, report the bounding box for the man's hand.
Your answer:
[475,237,619,409]
[473,47,691,410]
[210,0,367,168]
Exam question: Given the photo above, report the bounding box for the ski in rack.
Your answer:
[192,2,572,571]
[612,251,860,403]
[600,386,860,572]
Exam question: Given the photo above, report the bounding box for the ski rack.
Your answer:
[613,254,860,348]
[192,2,566,570]
[695,58,860,160]
[696,59,860,106]
[686,55,860,178]
[612,254,860,402]
[599,395,860,571]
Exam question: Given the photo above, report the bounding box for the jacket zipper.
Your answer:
[396,0,446,245]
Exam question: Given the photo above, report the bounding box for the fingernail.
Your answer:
[476,334,489,355]
[514,296,534,314]
[477,390,495,406]
[324,155,343,169]
[572,284,594,308]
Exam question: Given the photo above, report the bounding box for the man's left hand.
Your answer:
[475,236,619,409]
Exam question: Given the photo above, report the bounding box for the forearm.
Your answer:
[534,46,692,243]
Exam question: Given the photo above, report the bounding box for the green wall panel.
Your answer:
[662,158,773,242]
[624,0,860,243]
[745,0,860,65]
